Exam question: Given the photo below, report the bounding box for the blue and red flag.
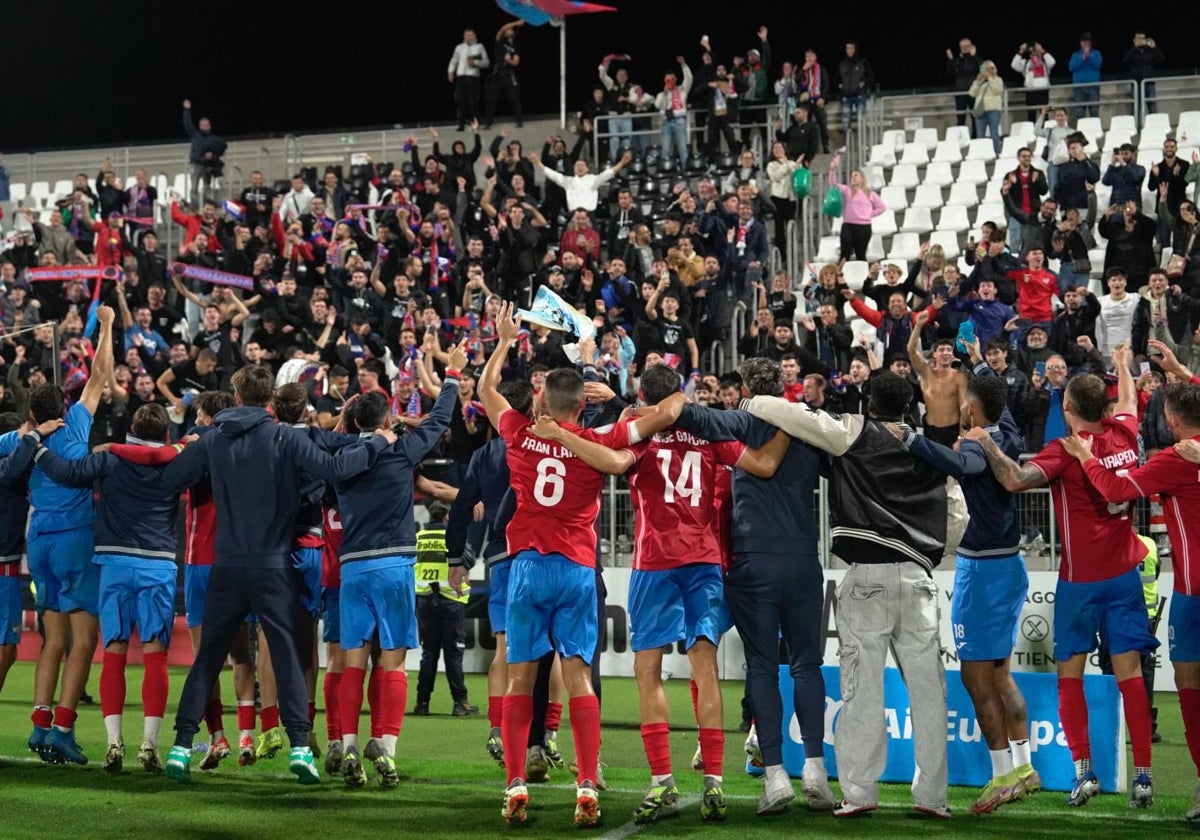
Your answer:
[495,0,615,25]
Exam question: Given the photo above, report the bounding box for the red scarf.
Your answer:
[803,63,822,98]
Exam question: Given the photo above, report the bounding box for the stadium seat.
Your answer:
[1099,131,1132,154]
[841,260,870,291]
[871,209,898,236]
[993,157,1018,180]
[945,182,979,208]
[1141,112,1171,137]
[999,136,1034,158]
[1138,130,1168,155]
[931,139,962,164]
[937,204,971,232]
[29,181,52,209]
[888,232,922,261]
[1076,117,1103,144]
[866,165,886,190]
[8,182,27,206]
[882,129,907,152]
[1009,121,1036,141]
[815,236,841,263]
[899,142,929,166]
[974,202,1006,229]
[945,125,971,148]
[1108,114,1137,136]
[878,186,908,212]
[913,127,940,152]
[911,184,944,209]
[899,207,934,234]
[956,159,989,185]
[867,143,896,169]
[52,179,73,202]
[922,161,954,187]
[889,164,920,188]
[865,234,886,261]
[929,229,960,260]
[965,139,997,162]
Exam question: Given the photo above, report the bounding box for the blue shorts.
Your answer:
[628,563,728,652]
[97,560,178,649]
[28,527,98,615]
[950,554,1028,661]
[506,551,597,665]
[322,587,340,644]
[488,559,511,634]
[1054,567,1160,660]
[183,564,211,628]
[0,576,22,645]
[1169,591,1200,662]
[339,557,417,652]
[292,547,323,621]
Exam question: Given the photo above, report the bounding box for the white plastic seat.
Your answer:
[946,182,979,208]
[865,234,885,261]
[882,129,907,152]
[887,232,922,261]
[974,202,1006,229]
[965,138,997,162]
[1108,114,1137,136]
[999,136,1033,158]
[878,186,908,212]
[899,142,929,166]
[945,125,971,148]
[1138,131,1167,156]
[937,204,971,232]
[1099,131,1133,154]
[814,236,841,263]
[871,209,898,236]
[899,207,934,234]
[52,179,73,201]
[867,143,896,169]
[993,157,1018,179]
[29,181,51,207]
[956,159,989,185]
[1009,120,1036,141]
[932,139,962,164]
[8,182,27,205]
[172,172,192,198]
[1076,117,1103,144]
[913,128,939,152]
[922,161,954,187]
[911,184,944,209]
[866,164,886,190]
[841,260,870,291]
[1141,112,1171,135]
[889,164,920,188]
[929,229,960,260]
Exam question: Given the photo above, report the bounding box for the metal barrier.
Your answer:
[592,103,777,172]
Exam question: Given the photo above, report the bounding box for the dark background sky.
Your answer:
[8,3,1195,151]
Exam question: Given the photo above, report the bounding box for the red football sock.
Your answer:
[236,702,256,733]
[141,651,169,719]
[308,701,317,727]
[502,694,534,785]
[368,666,383,739]
[261,705,280,732]
[699,726,725,776]
[640,722,672,776]
[31,707,52,729]
[100,651,128,718]
[690,679,700,726]
[1058,676,1090,761]
[323,671,343,742]
[380,670,408,738]
[1118,676,1154,768]
[1180,688,1200,775]
[545,700,563,732]
[53,706,78,730]
[204,698,224,736]
[570,695,602,786]
[339,666,366,743]
[488,695,503,728]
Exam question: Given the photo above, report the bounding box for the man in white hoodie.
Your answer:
[1097,268,1138,359]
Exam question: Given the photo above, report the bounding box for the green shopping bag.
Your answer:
[822,185,843,217]
[792,166,811,199]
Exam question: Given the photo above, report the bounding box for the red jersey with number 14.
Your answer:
[628,429,745,571]
[499,409,632,569]
[1029,412,1149,583]
[1080,437,1200,596]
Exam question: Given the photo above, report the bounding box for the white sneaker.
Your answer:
[756,771,795,815]
[801,762,836,811]
[1186,781,1200,822]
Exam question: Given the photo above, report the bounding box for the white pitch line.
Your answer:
[597,795,699,840]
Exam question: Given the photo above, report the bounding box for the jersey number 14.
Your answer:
[657,449,702,506]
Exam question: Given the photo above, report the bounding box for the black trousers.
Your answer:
[840,222,872,261]
[416,594,468,705]
[175,565,310,748]
[485,74,523,125]
[707,115,739,155]
[954,93,976,136]
[454,76,482,128]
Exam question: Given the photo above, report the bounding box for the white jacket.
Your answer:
[653,64,694,117]
[1011,52,1056,90]
[448,42,490,77]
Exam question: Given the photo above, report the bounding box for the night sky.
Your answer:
[8,4,1194,151]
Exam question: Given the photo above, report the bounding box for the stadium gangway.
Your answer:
[591,104,776,174]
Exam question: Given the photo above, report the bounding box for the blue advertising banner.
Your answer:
[768,666,1124,793]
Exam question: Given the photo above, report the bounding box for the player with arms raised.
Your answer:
[967,343,1158,808]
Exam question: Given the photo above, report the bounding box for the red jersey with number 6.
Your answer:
[499,409,632,569]
[628,429,745,571]
[1029,412,1149,582]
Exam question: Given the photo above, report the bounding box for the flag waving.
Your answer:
[495,0,616,25]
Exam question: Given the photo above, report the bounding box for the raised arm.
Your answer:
[479,301,519,427]
[529,417,634,475]
[1111,342,1137,417]
[908,309,931,380]
[400,342,468,462]
[78,305,116,415]
[742,395,864,455]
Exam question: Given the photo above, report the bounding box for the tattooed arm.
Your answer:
[965,426,1048,492]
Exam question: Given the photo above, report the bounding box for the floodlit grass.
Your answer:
[0,663,1194,839]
